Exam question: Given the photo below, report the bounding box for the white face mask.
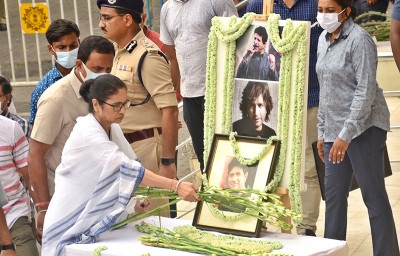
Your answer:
[52,47,79,69]
[79,62,107,82]
[317,9,346,33]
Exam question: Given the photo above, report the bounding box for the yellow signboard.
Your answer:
[20,3,50,34]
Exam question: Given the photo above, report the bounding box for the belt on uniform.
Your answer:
[124,127,162,144]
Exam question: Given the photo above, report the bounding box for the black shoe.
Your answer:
[0,24,6,31]
[304,229,316,236]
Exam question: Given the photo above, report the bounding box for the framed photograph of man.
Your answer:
[193,134,280,237]
[218,156,257,190]
[235,24,282,82]
[232,79,279,138]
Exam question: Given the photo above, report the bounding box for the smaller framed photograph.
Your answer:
[193,134,280,237]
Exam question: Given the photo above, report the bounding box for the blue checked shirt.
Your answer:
[29,65,62,124]
[5,111,30,139]
[246,0,323,107]
[316,18,390,143]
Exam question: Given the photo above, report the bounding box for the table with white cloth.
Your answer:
[66,216,348,256]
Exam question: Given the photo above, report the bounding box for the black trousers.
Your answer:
[183,96,205,171]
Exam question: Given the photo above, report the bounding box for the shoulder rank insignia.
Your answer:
[142,38,155,49]
[126,40,137,54]
[118,64,132,72]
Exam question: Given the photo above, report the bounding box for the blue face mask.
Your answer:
[79,62,107,82]
[52,47,79,69]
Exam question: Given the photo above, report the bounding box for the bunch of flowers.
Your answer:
[136,221,293,256]
[354,11,391,41]
[112,184,301,230]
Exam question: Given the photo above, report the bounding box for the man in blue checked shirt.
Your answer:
[29,19,80,126]
[246,0,323,236]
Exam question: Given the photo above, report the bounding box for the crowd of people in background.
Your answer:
[0,0,400,255]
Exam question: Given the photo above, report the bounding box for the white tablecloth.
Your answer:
[66,216,348,256]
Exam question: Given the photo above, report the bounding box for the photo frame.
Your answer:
[193,134,280,237]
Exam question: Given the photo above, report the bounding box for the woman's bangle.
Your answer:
[174,179,182,193]
[35,201,50,208]
[37,209,47,215]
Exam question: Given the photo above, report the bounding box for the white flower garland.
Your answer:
[267,14,306,215]
[229,132,278,166]
[204,13,307,220]
[204,13,255,164]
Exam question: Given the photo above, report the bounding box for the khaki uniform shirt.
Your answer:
[30,70,88,194]
[112,30,177,133]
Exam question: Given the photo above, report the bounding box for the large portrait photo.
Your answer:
[235,24,281,82]
[232,80,279,138]
[193,134,280,237]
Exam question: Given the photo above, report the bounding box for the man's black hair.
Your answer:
[77,36,115,64]
[254,26,268,44]
[115,8,142,24]
[0,76,12,95]
[45,19,80,45]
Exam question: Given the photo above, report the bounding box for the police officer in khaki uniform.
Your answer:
[97,0,179,217]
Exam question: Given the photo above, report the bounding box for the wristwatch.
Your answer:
[161,157,175,165]
[1,244,15,251]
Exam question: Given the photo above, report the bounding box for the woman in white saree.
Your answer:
[41,74,199,256]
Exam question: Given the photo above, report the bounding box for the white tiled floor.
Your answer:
[177,96,400,256]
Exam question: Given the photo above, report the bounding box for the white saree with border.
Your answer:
[41,113,144,256]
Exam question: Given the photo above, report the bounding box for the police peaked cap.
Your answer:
[97,0,144,15]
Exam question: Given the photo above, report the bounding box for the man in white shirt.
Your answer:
[160,0,238,171]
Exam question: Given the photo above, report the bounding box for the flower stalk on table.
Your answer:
[112,186,301,230]
[136,221,293,256]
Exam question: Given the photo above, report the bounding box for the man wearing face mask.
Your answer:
[236,26,270,80]
[28,36,115,244]
[29,19,80,126]
[0,76,29,138]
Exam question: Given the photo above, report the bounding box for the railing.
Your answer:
[2,0,99,87]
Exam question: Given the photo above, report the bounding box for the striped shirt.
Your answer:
[246,0,323,107]
[0,115,30,228]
